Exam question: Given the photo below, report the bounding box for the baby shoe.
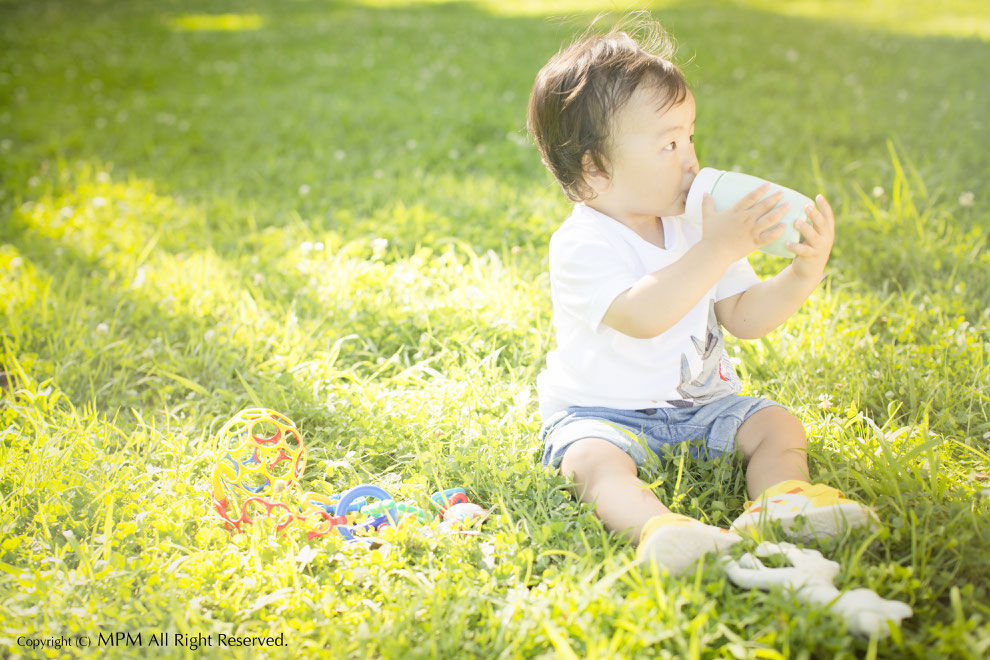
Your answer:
[730,480,880,542]
[636,513,742,576]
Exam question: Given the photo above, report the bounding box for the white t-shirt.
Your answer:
[537,203,762,419]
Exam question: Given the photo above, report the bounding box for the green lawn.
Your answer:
[2,0,989,657]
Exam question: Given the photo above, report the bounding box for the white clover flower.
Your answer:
[129,266,146,290]
[298,184,311,196]
[959,191,975,207]
[92,196,107,208]
[872,186,885,198]
[300,241,314,252]
[372,238,388,259]
[95,322,110,334]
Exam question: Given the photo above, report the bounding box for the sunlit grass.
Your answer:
[353,0,990,38]
[168,13,266,33]
[1,0,989,657]
[350,0,672,16]
[736,0,990,39]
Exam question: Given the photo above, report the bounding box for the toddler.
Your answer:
[526,20,877,575]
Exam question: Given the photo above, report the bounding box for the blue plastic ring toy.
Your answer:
[334,485,397,541]
[430,487,466,508]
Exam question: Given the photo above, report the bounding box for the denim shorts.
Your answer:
[539,394,783,469]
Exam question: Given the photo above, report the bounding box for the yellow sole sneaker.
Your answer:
[730,480,880,543]
[636,513,742,576]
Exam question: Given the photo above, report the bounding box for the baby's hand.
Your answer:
[787,194,835,281]
[700,183,790,263]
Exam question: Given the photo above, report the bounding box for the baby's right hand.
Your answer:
[700,184,790,263]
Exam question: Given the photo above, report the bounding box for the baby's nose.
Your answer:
[684,153,700,174]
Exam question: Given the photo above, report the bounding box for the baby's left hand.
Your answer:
[787,194,835,281]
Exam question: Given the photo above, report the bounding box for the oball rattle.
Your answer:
[211,408,342,537]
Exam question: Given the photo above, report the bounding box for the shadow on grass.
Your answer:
[2,0,987,255]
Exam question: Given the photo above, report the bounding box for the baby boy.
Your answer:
[527,20,877,575]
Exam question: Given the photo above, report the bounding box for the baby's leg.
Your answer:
[558,437,670,544]
[733,405,878,540]
[734,405,809,499]
[561,437,743,574]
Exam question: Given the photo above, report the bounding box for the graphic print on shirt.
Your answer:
[666,299,741,408]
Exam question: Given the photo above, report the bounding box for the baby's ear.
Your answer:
[581,152,611,193]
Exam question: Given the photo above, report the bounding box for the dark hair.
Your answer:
[527,17,688,201]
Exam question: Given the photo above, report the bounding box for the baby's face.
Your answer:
[601,86,699,220]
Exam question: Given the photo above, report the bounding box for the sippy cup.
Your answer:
[685,168,814,258]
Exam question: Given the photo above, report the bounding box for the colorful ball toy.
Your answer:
[211,408,486,541]
[211,408,341,538]
[213,408,306,497]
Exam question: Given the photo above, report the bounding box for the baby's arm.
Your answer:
[716,195,835,339]
[603,185,788,339]
[603,242,737,338]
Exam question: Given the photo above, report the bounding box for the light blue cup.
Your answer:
[685,168,814,258]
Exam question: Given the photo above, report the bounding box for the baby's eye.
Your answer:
[663,141,676,151]
[689,134,695,143]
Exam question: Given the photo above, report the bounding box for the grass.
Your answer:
[1,0,989,657]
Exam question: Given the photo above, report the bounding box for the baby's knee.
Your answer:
[738,406,807,457]
[765,407,807,449]
[558,437,638,484]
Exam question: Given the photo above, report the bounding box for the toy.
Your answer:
[431,487,487,524]
[211,408,346,539]
[329,485,398,542]
[721,541,913,638]
[210,409,487,542]
[212,408,306,498]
